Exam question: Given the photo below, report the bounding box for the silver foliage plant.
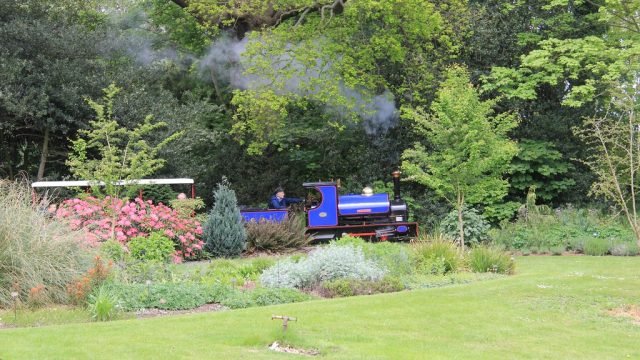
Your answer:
[260,244,386,289]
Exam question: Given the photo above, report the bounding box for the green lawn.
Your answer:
[1,256,639,359]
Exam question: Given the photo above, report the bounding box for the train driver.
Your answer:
[268,187,303,209]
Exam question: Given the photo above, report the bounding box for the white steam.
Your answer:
[200,35,398,135]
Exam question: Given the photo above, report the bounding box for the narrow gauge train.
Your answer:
[240,171,418,241]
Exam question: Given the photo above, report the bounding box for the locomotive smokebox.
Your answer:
[392,170,402,201]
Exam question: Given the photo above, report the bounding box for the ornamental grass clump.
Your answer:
[245,213,310,252]
[583,237,610,256]
[0,181,92,307]
[467,246,515,274]
[260,244,386,289]
[411,234,461,275]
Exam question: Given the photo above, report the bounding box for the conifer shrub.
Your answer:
[203,181,246,258]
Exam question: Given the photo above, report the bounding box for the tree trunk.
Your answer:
[37,127,50,181]
[457,192,465,250]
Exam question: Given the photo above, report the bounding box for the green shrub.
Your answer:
[201,259,249,286]
[106,282,209,311]
[583,237,609,256]
[520,248,531,256]
[333,235,412,276]
[318,276,405,298]
[609,242,639,256]
[0,181,92,307]
[245,213,310,252]
[550,245,565,256]
[100,239,126,263]
[87,286,121,321]
[203,181,246,258]
[124,185,177,205]
[411,235,461,275]
[441,207,490,246]
[320,278,355,297]
[169,197,205,219]
[115,260,174,284]
[467,246,515,274]
[128,232,175,263]
[260,244,386,289]
[250,287,312,306]
[492,206,635,252]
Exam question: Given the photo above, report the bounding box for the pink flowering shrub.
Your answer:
[56,197,204,261]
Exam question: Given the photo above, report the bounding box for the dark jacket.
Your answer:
[268,195,302,209]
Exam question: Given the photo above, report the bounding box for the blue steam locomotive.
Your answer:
[241,171,418,241]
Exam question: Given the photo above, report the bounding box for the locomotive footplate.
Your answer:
[306,222,418,242]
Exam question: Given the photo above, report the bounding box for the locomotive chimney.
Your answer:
[392,170,401,201]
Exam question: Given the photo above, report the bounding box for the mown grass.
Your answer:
[1,256,639,359]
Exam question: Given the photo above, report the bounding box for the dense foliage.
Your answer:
[0,181,92,307]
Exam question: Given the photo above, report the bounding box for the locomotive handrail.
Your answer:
[302,181,336,187]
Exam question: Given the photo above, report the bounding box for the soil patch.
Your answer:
[135,303,227,319]
[608,305,640,324]
[268,341,319,356]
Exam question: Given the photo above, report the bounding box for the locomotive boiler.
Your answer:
[241,171,418,241]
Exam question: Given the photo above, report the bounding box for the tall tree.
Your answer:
[402,66,518,247]
[0,0,109,180]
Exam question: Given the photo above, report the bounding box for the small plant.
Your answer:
[66,256,113,305]
[467,246,515,274]
[87,286,120,321]
[583,237,609,256]
[26,284,48,308]
[550,245,565,256]
[100,239,127,263]
[441,207,491,247]
[203,180,246,258]
[411,234,461,275]
[245,213,310,252]
[128,232,176,262]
